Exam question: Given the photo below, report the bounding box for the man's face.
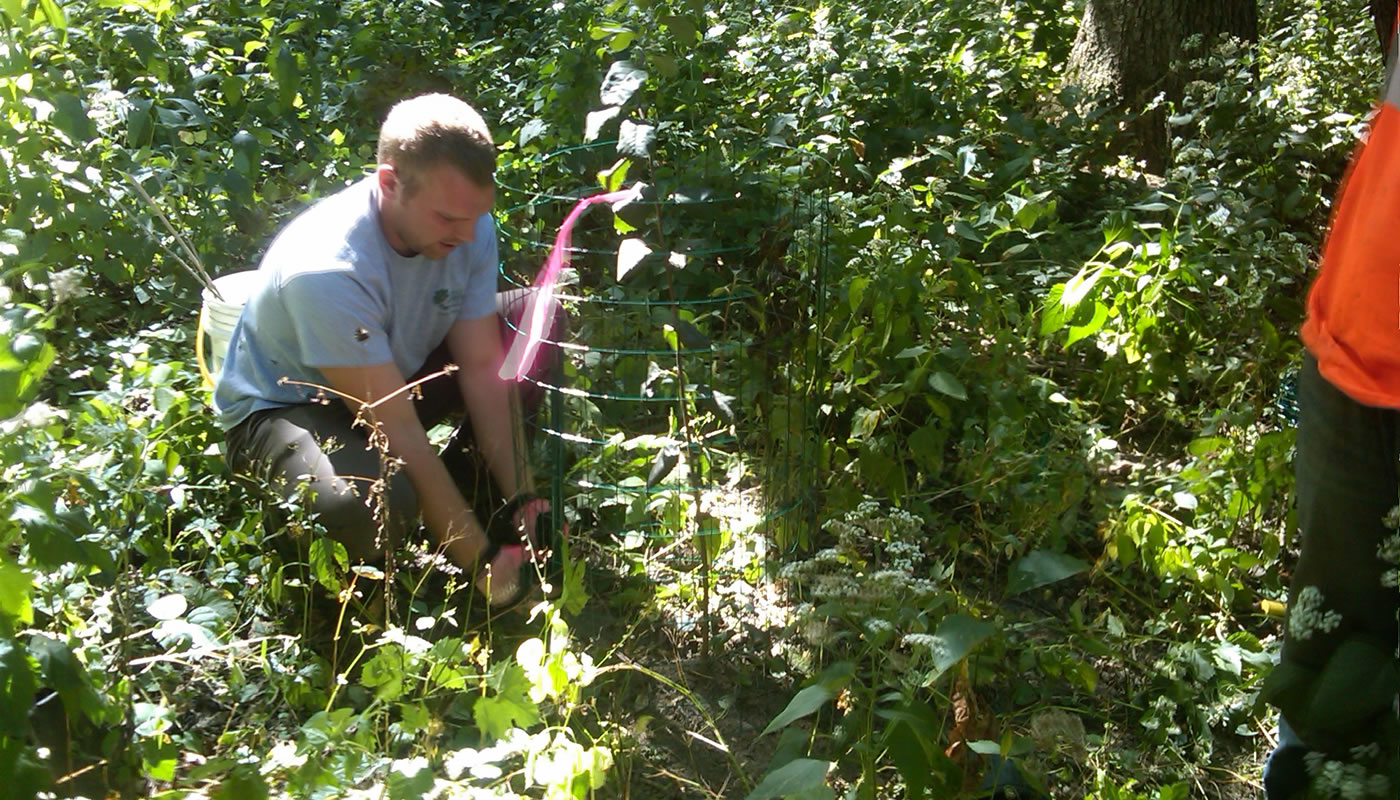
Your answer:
[377,163,495,260]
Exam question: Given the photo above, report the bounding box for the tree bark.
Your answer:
[1064,0,1258,173]
[1371,0,1396,59]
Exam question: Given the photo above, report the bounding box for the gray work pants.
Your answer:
[224,289,561,563]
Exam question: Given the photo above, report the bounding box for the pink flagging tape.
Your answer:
[499,185,643,381]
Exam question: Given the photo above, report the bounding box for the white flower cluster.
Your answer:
[899,632,949,662]
[1378,534,1400,587]
[1303,750,1392,798]
[50,268,89,304]
[1288,586,1342,642]
[1379,534,1400,564]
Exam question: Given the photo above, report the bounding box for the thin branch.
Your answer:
[118,169,219,297]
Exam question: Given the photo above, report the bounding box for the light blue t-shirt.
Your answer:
[214,176,498,430]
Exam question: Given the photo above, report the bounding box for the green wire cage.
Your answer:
[494,141,831,585]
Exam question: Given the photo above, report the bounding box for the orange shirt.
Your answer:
[1301,37,1400,408]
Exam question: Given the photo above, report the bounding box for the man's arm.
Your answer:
[445,315,534,499]
[317,362,488,568]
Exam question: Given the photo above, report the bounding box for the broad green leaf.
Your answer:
[212,763,269,800]
[0,561,32,628]
[617,119,656,158]
[608,30,634,52]
[1,0,23,25]
[475,662,541,740]
[651,53,678,78]
[1064,300,1109,348]
[1040,284,1067,335]
[744,758,833,800]
[1059,267,1101,311]
[308,538,347,593]
[760,662,854,736]
[585,106,621,142]
[848,276,870,311]
[597,157,630,191]
[761,685,833,736]
[1007,550,1090,595]
[660,14,699,43]
[31,636,102,722]
[126,98,154,148]
[926,613,996,681]
[616,237,651,281]
[37,0,66,30]
[50,92,91,142]
[0,638,37,737]
[518,118,546,147]
[146,593,188,621]
[360,647,407,701]
[599,60,646,105]
[928,372,967,401]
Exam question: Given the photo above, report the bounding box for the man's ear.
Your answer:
[376,164,399,198]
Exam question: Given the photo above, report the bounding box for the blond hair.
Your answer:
[376,94,495,191]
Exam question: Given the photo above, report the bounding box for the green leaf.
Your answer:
[848,276,869,311]
[926,614,996,681]
[1,0,23,26]
[883,721,928,799]
[360,647,407,701]
[928,372,967,401]
[50,92,91,142]
[617,119,656,158]
[660,14,699,43]
[761,662,853,735]
[0,638,37,738]
[762,686,833,736]
[744,759,833,800]
[1040,284,1067,335]
[1059,267,1101,311]
[599,60,646,105]
[36,0,66,30]
[616,238,651,281]
[608,30,635,52]
[308,538,347,593]
[212,763,269,800]
[597,157,631,191]
[1064,300,1109,348]
[0,561,33,628]
[475,662,540,740]
[585,106,621,142]
[518,118,546,147]
[31,635,103,721]
[270,44,298,107]
[1007,550,1090,594]
[126,98,154,148]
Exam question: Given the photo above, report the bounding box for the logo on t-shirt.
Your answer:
[432,288,461,314]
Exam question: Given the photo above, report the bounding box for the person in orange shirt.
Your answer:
[1263,21,1400,798]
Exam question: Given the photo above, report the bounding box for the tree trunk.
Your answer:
[1064,0,1258,173]
[1371,0,1396,59]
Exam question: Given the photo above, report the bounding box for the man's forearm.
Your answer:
[460,367,533,499]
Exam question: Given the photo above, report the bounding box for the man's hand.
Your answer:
[318,361,490,570]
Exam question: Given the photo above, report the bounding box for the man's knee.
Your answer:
[299,472,418,564]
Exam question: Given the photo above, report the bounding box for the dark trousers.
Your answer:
[1272,355,1400,752]
[224,289,562,563]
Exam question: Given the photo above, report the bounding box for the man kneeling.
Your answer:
[214,94,548,607]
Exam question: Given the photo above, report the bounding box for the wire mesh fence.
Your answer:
[495,141,831,589]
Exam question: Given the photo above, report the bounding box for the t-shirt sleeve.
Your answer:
[457,216,500,321]
[279,269,394,367]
